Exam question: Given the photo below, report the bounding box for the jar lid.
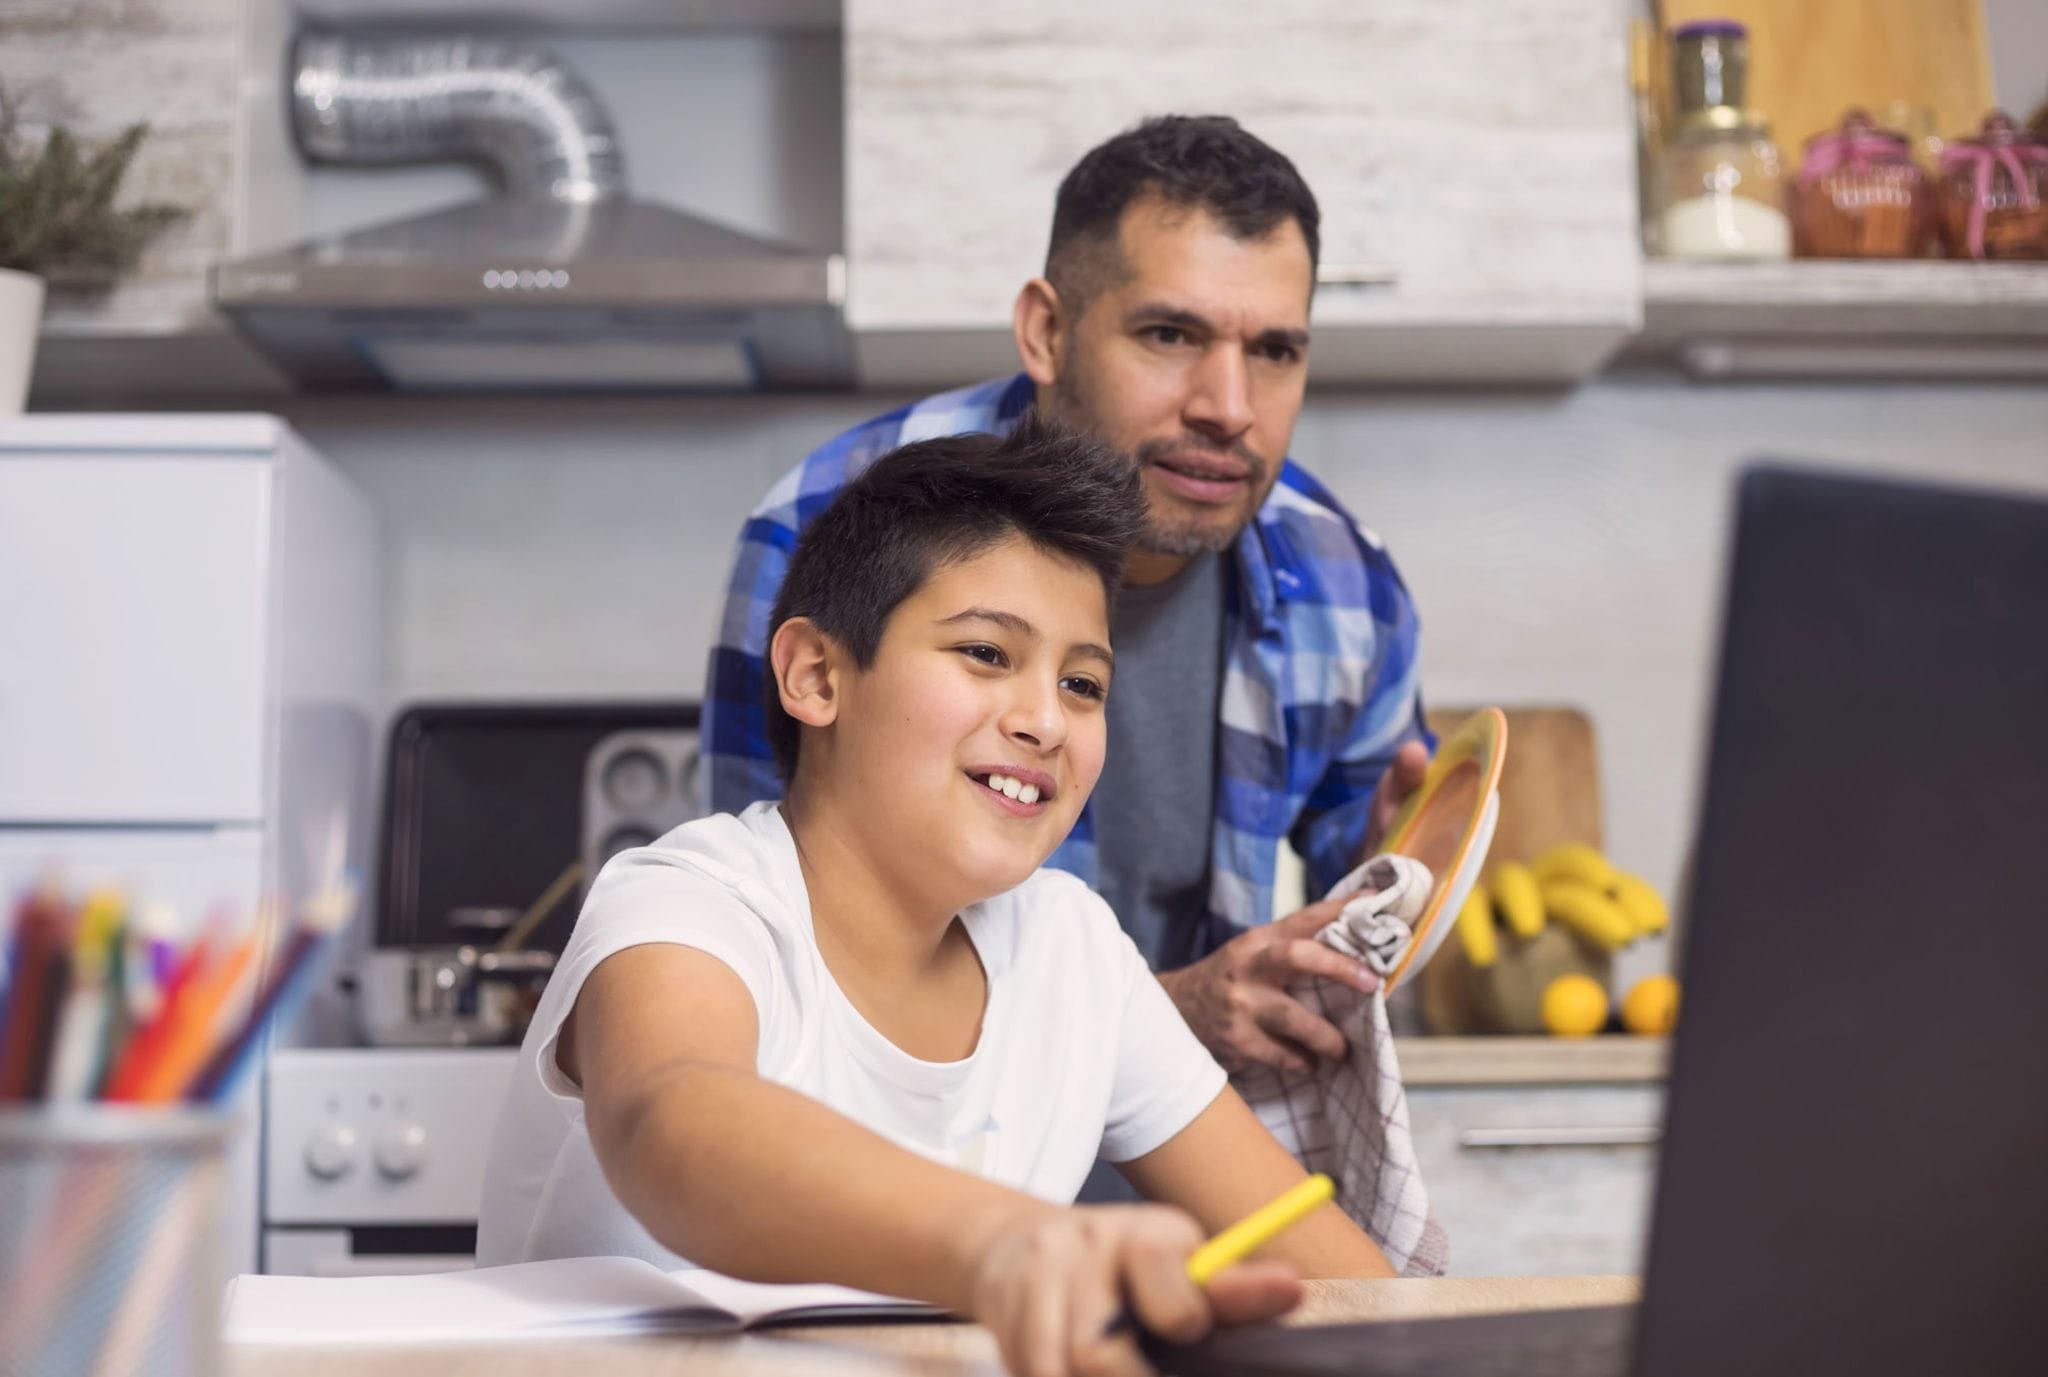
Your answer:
[1672,19,1747,39]
[1957,111,2030,149]
[1804,109,1909,149]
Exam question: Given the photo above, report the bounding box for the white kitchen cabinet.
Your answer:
[0,445,269,822]
[1410,1083,1663,1276]
[0,413,379,1279]
[845,0,1642,386]
[0,416,377,827]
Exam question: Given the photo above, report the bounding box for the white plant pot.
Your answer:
[0,268,47,415]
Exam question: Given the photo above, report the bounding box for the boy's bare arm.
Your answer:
[1115,1085,1396,1279]
[565,942,1054,1313]
[563,943,1306,1374]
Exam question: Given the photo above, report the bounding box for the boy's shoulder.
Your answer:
[579,805,802,932]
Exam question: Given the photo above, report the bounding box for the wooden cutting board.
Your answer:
[1655,0,1995,158]
[1427,705,1601,875]
[1418,705,1607,1035]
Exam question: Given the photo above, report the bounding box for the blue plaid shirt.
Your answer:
[701,375,1433,955]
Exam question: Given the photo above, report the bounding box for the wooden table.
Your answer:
[227,1275,1639,1376]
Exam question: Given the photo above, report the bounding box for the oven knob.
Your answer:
[375,1123,429,1180]
[305,1123,358,1180]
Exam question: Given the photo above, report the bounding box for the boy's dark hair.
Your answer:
[765,416,1145,780]
[1046,114,1321,312]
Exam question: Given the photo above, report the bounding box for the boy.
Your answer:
[478,419,1393,1377]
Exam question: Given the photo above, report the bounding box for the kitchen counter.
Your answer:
[226,1275,1641,1376]
[1394,1036,1669,1086]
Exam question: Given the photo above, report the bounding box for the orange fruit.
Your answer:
[1540,973,1609,1038]
[1621,974,1681,1035]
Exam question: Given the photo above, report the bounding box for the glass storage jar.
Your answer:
[1656,21,1790,260]
[1790,110,1931,258]
[1937,112,2048,260]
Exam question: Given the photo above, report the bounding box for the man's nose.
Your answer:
[1183,342,1255,442]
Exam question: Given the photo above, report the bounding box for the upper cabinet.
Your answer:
[11,0,294,397]
[9,0,240,335]
[845,0,1643,387]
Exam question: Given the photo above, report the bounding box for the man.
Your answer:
[703,114,1432,1079]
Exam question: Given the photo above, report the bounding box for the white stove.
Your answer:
[263,1048,517,1276]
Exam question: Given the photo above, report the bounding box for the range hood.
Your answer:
[212,33,849,392]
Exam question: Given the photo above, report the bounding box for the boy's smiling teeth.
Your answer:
[979,772,1041,805]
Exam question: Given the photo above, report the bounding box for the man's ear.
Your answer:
[1013,276,1067,387]
[769,617,841,732]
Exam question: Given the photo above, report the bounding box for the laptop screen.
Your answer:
[1636,466,2048,1376]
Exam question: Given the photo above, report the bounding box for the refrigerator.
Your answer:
[0,414,381,1277]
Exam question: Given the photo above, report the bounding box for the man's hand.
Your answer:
[1157,901,1382,1076]
[1362,740,1431,857]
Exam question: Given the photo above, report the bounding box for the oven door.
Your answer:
[262,1226,480,1277]
[262,1047,516,1276]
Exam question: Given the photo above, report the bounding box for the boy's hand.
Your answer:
[969,1204,1302,1377]
[1157,901,1379,1076]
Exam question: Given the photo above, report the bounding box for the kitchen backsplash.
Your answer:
[268,376,2048,914]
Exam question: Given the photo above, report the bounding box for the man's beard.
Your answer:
[1128,435,1269,557]
[1049,372,1269,557]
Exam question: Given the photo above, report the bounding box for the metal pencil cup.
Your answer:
[0,1108,234,1377]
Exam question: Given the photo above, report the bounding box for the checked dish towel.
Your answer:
[1233,855,1451,1277]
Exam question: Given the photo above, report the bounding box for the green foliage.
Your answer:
[0,89,188,287]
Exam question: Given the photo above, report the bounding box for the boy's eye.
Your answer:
[1061,675,1106,701]
[958,643,1008,668]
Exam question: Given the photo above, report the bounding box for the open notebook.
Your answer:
[223,1257,946,1344]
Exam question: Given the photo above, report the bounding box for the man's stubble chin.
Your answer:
[1047,370,1261,559]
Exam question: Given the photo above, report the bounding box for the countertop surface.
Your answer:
[1393,1036,1669,1086]
[227,1274,1641,1376]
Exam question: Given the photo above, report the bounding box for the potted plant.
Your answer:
[0,88,187,413]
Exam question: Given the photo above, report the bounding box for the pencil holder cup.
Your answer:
[0,1107,234,1377]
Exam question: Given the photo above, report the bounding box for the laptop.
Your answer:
[1145,465,2048,1376]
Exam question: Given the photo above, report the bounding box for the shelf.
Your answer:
[1394,1036,1670,1087]
[30,326,293,404]
[1632,259,2048,378]
[285,0,840,34]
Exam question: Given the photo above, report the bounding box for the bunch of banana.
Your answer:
[1454,841,1669,968]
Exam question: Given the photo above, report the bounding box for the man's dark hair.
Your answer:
[765,416,1145,780]
[1045,114,1321,312]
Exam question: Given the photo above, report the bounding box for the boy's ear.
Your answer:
[769,616,841,731]
[1013,276,1066,388]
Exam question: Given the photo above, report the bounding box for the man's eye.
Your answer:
[1257,341,1301,365]
[959,644,1007,667]
[1145,325,1191,347]
[1061,675,1106,701]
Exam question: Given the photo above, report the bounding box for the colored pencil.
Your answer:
[45,893,124,1102]
[185,927,318,1103]
[0,894,64,1101]
[98,931,212,1103]
[124,932,261,1104]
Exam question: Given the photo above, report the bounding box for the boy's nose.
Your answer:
[999,684,1066,753]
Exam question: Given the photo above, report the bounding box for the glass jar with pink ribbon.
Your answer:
[1790,110,1932,259]
[1936,112,2048,261]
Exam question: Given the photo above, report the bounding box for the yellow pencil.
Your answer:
[1104,1173,1337,1337]
[1185,1173,1336,1285]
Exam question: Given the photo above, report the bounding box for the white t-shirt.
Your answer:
[476,802,1227,1268]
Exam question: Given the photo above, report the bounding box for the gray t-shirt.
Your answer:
[1089,554,1226,972]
